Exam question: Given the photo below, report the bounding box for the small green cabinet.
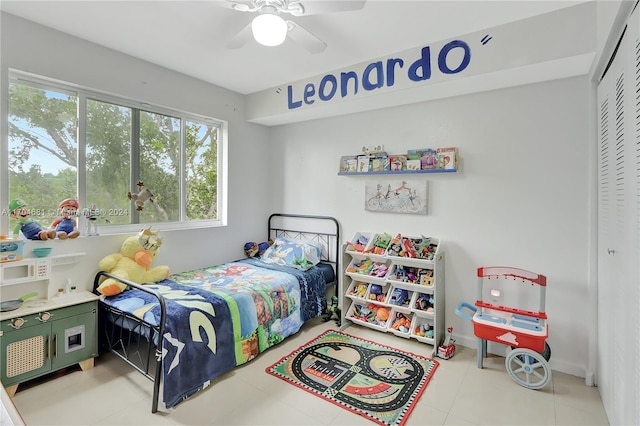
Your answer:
[0,300,98,393]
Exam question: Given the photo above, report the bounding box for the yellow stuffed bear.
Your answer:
[97,227,170,296]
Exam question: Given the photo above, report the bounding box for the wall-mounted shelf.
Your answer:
[338,169,458,176]
[339,147,459,176]
[49,252,86,266]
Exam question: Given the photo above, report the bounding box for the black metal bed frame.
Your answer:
[93,214,340,413]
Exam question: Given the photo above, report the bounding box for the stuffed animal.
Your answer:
[9,198,56,240]
[322,295,341,326]
[51,198,81,239]
[96,227,170,296]
[128,181,154,211]
[243,240,273,257]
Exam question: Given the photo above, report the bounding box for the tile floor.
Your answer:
[10,318,609,425]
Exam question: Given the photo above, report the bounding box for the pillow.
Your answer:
[262,237,321,271]
[272,236,324,254]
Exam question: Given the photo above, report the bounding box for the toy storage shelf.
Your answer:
[340,233,445,356]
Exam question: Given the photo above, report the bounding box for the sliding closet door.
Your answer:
[596,5,640,425]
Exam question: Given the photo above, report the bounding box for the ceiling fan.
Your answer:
[223,0,366,54]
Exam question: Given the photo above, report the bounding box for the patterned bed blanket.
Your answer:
[100,258,327,408]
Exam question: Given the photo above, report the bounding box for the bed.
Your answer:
[92,213,340,413]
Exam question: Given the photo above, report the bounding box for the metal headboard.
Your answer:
[267,213,340,278]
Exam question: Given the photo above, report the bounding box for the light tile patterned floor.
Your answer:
[10,318,609,425]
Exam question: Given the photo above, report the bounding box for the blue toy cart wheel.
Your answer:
[505,347,551,389]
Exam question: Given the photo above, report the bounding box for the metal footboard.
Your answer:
[93,271,166,413]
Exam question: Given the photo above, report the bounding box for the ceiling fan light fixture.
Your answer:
[251,12,287,46]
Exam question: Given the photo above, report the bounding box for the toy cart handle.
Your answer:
[455,302,477,322]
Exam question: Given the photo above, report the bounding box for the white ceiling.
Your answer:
[1,0,587,95]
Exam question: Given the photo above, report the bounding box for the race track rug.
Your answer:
[266,329,439,426]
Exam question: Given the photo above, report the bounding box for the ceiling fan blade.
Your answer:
[286,20,327,54]
[225,22,253,49]
[288,0,366,16]
[223,0,256,12]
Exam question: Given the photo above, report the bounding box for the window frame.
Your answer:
[4,70,228,236]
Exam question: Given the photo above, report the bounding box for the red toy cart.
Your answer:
[455,266,551,389]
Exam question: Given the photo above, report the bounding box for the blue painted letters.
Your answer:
[363,61,384,91]
[409,46,432,81]
[438,40,471,74]
[288,86,302,109]
[341,71,358,97]
[287,39,472,110]
[386,58,404,86]
[303,83,315,105]
[319,75,337,101]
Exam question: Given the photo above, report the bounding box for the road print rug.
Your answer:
[266,329,438,426]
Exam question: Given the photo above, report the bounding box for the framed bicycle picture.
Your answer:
[365,180,428,214]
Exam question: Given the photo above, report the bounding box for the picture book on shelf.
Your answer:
[370,152,389,172]
[420,149,439,169]
[340,155,358,173]
[436,147,458,169]
[389,155,407,172]
[407,159,421,171]
[357,155,371,172]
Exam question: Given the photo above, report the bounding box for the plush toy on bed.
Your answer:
[243,240,273,258]
[96,227,170,296]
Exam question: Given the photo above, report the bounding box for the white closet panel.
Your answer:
[597,49,616,424]
[597,5,640,425]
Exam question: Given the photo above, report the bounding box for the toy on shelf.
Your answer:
[346,234,370,253]
[394,236,438,260]
[414,322,434,338]
[455,266,551,389]
[365,232,392,255]
[390,312,412,333]
[415,294,434,312]
[368,284,385,302]
[9,198,56,240]
[346,259,388,277]
[347,282,368,298]
[371,263,388,277]
[369,303,390,322]
[82,204,111,236]
[51,198,81,239]
[350,303,389,327]
[389,265,433,286]
[388,288,409,306]
[420,270,434,286]
[386,233,403,257]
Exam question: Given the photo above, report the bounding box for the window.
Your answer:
[6,73,225,235]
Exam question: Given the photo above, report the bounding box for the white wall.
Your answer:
[269,76,591,378]
[0,13,272,296]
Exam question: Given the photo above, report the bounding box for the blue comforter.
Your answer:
[101,258,327,408]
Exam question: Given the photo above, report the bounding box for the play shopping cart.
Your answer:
[455,266,551,389]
